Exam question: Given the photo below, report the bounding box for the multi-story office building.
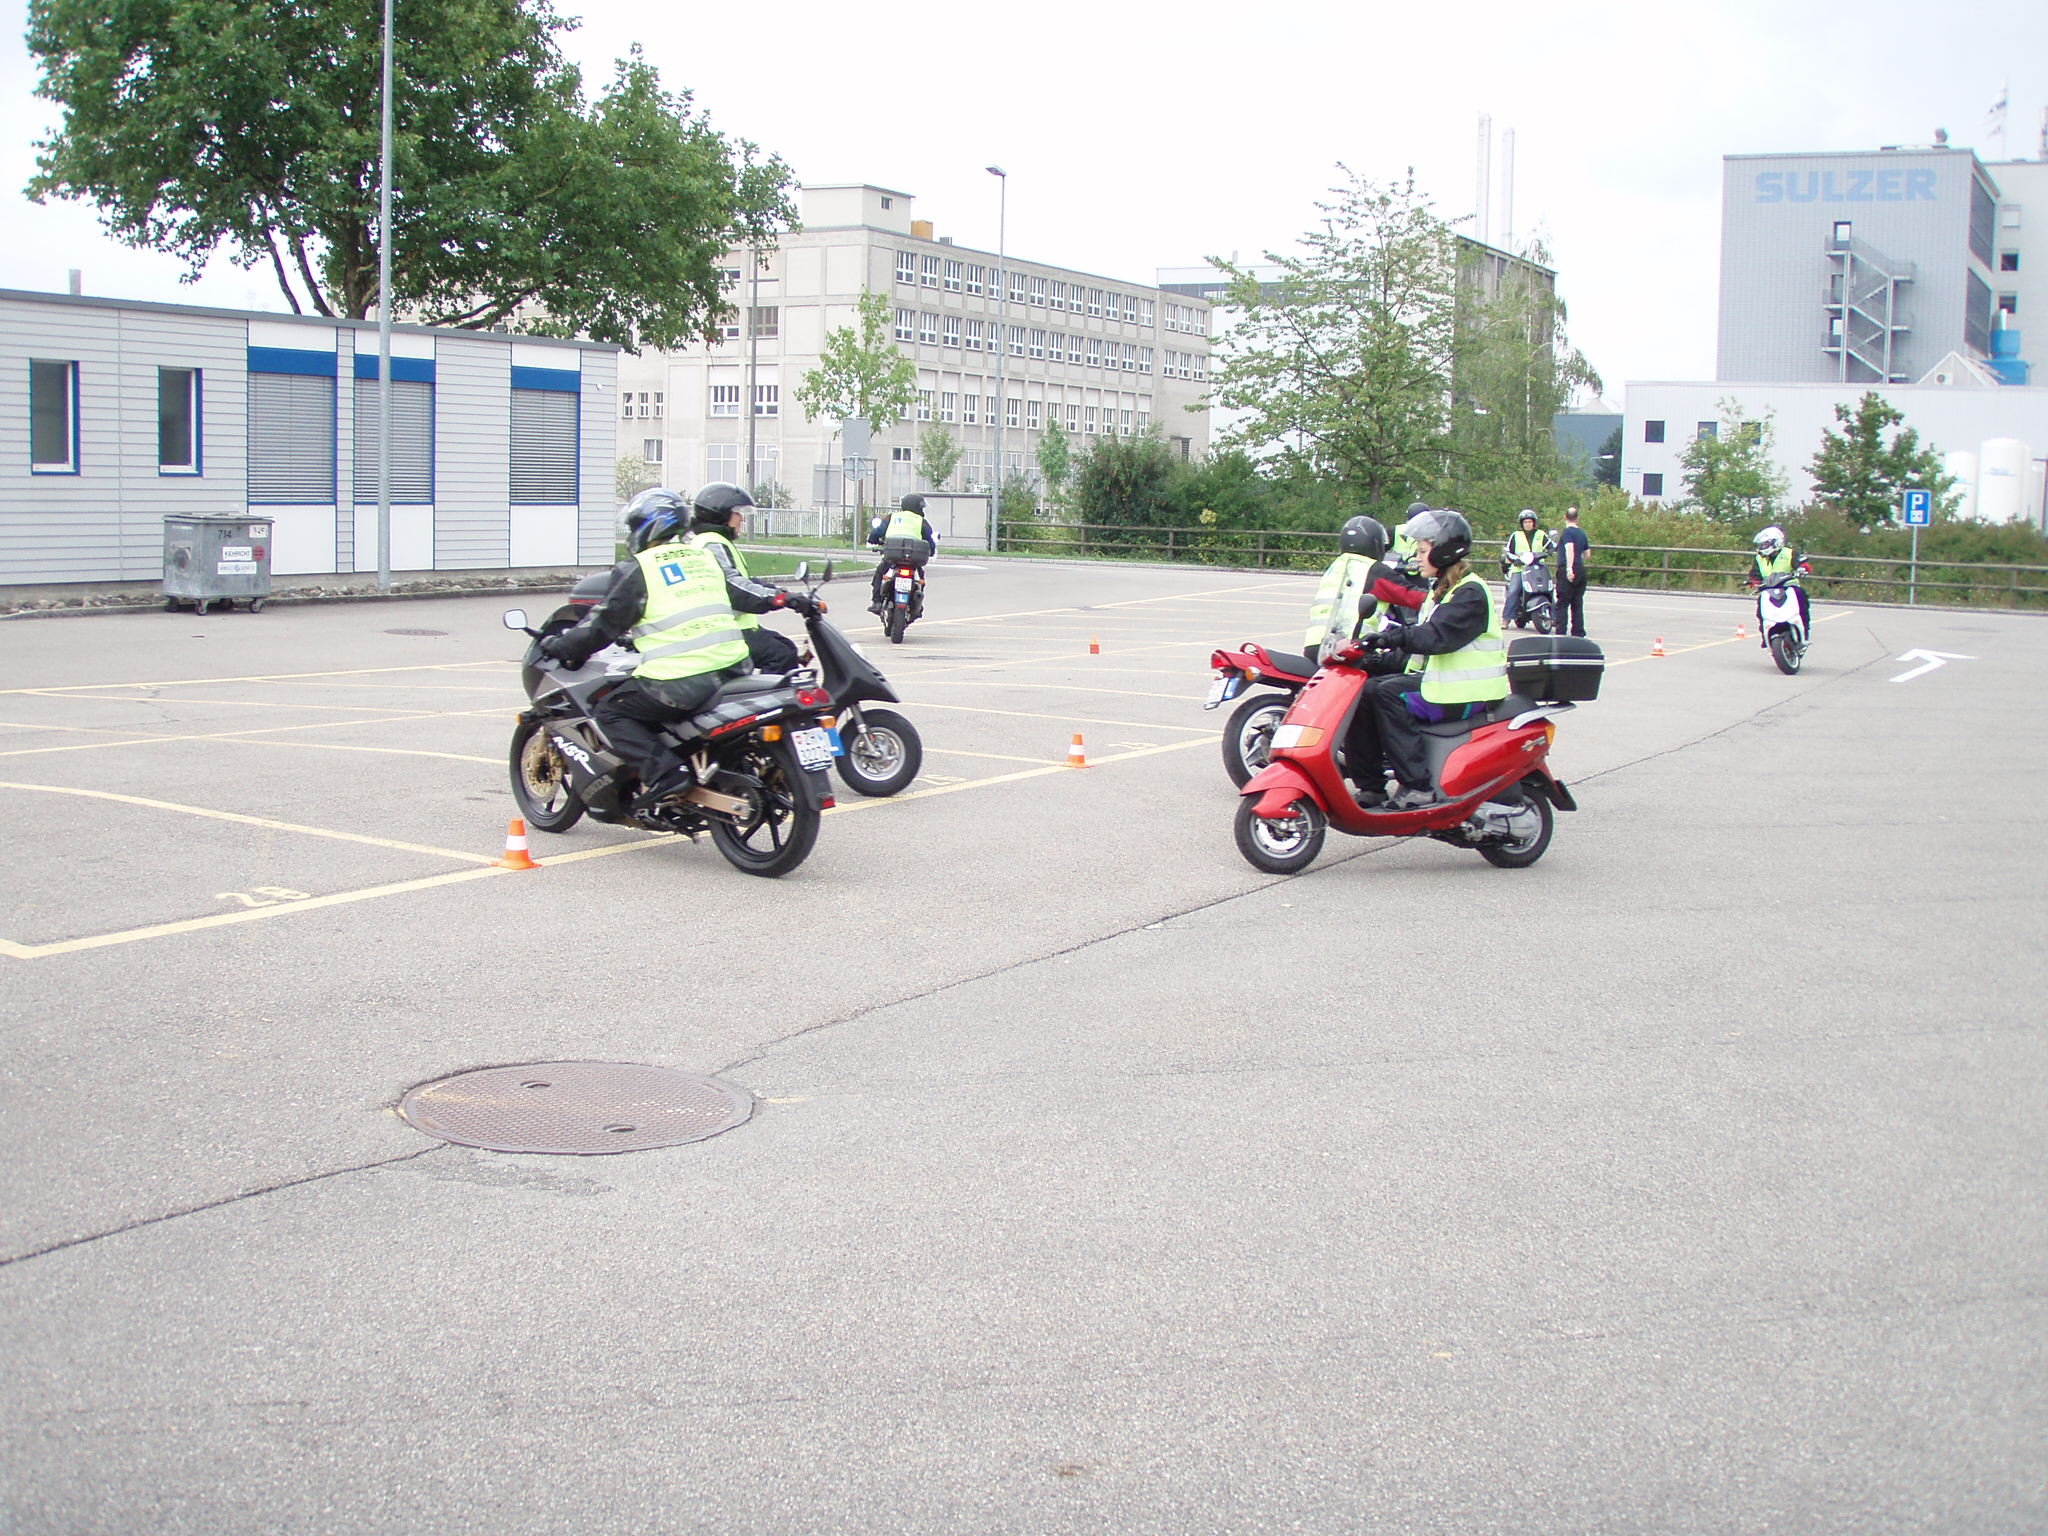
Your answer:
[1716,142,2038,386]
[618,184,1212,529]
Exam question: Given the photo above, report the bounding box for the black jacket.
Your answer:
[1391,578,1492,658]
[549,544,787,668]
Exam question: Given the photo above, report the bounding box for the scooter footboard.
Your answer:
[1242,760,1319,818]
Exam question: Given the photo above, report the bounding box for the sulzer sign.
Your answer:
[1755,169,1937,204]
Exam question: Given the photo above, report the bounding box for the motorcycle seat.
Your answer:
[712,672,788,698]
[1414,692,1539,738]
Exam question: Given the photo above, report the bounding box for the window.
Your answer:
[1009,271,1028,304]
[753,384,779,417]
[917,389,933,422]
[1083,405,1098,434]
[1026,400,1041,430]
[880,196,893,210]
[707,443,739,484]
[1192,353,1207,381]
[1047,333,1065,364]
[1086,337,1103,368]
[1139,298,1154,326]
[621,391,638,420]
[1065,403,1079,433]
[715,313,741,341]
[2002,252,2021,272]
[718,266,742,289]
[896,307,915,342]
[962,392,979,425]
[158,367,200,474]
[1030,329,1046,358]
[248,371,336,502]
[29,359,79,473]
[1030,276,1047,307]
[1086,289,1103,318]
[1139,347,1154,375]
[1999,294,2019,315]
[1643,473,1664,497]
[943,314,962,348]
[1122,295,1139,324]
[652,391,663,418]
[984,395,997,424]
[965,319,984,352]
[1005,396,1020,428]
[919,312,939,345]
[921,255,941,288]
[508,387,576,505]
[1644,419,1666,443]
[1137,409,1149,433]
[944,259,963,292]
[1048,281,1066,310]
[2001,203,2021,229]
[1120,344,1135,372]
[353,378,433,502]
[1009,325,1026,357]
[643,438,663,462]
[966,264,985,296]
[1696,421,1718,441]
[940,391,957,422]
[897,251,918,285]
[1120,409,1132,434]
[749,307,778,339]
[709,384,741,417]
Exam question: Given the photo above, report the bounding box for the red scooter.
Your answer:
[1232,635,1602,875]
[1206,641,1318,786]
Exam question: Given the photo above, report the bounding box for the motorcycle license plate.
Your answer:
[894,576,914,592]
[1203,673,1243,710]
[790,727,834,771]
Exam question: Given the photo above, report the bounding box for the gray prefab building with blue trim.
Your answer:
[1,289,619,585]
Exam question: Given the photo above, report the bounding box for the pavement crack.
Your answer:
[0,1145,446,1270]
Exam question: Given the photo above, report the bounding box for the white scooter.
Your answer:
[1753,573,1807,675]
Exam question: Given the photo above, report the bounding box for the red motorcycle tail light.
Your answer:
[794,687,830,708]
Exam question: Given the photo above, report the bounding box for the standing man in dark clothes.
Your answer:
[1555,505,1591,637]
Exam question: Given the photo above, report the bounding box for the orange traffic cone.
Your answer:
[1089,635,1100,655]
[1735,620,1746,639]
[1652,635,1667,657]
[495,817,541,870]
[1067,732,1088,768]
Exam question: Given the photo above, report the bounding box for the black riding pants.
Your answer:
[596,672,729,781]
[1369,674,1490,791]
[1557,580,1587,637]
[746,626,800,674]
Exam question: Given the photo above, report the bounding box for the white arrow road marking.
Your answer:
[1890,649,1976,683]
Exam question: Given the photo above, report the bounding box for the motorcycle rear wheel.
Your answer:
[509,718,586,833]
[884,604,907,644]
[708,736,821,877]
[835,707,922,796]
[1234,794,1326,875]
[1221,694,1289,788]
[1478,796,1553,869]
[1769,629,1803,675]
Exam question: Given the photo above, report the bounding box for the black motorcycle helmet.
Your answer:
[690,481,755,527]
[1338,516,1388,560]
[1518,509,1539,532]
[1400,507,1474,571]
[900,493,926,514]
[621,487,692,553]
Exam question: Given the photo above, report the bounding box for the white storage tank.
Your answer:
[1943,449,1978,521]
[2031,459,2047,532]
[1978,438,2029,525]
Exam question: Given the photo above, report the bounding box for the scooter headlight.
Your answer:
[1270,723,1324,751]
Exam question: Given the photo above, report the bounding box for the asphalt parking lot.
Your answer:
[2,558,2043,1534]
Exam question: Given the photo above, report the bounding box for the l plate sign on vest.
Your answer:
[660,561,687,585]
[1903,489,1932,526]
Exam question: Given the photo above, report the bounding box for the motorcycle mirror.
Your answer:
[821,560,835,583]
[793,562,810,582]
[502,608,529,631]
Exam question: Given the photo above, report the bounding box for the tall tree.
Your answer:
[1679,400,1789,525]
[1035,417,1073,503]
[1208,169,1458,505]
[916,424,961,491]
[1806,391,1954,529]
[794,291,917,430]
[1593,424,1623,488]
[25,1,793,345]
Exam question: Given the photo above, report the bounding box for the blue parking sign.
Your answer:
[1903,489,1932,526]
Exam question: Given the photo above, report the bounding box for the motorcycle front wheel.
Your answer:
[835,707,922,796]
[1221,694,1289,788]
[884,604,907,644]
[1533,606,1554,635]
[709,736,821,877]
[1233,794,1326,875]
[509,718,586,833]
[1769,628,1804,675]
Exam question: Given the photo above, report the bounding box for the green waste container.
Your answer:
[163,515,274,613]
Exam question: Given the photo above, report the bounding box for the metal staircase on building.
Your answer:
[1822,229,1914,383]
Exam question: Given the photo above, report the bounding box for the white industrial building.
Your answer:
[616,184,1213,531]
[1,289,619,586]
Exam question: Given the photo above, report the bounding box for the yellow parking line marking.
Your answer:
[206,738,500,765]
[0,781,497,863]
[923,747,1062,764]
[905,698,1215,733]
[910,678,1205,704]
[824,736,1215,814]
[15,691,479,715]
[0,660,505,698]
[1608,609,1857,665]
[0,707,515,759]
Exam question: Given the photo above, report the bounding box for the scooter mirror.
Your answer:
[822,561,835,582]
[502,608,529,631]
[793,562,810,582]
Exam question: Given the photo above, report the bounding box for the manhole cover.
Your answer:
[398,1062,752,1154]
[385,627,449,636]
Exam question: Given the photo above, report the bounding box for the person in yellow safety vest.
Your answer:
[1357,507,1509,810]
[867,492,939,613]
[539,487,819,809]
[681,480,806,674]
[1747,524,1812,638]
[1500,509,1551,626]
[1303,516,1392,667]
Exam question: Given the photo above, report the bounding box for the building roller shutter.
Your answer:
[510,388,579,504]
[247,373,337,503]
[353,378,434,502]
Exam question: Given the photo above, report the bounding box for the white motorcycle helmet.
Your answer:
[1753,525,1786,556]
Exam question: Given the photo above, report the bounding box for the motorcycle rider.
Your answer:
[1361,508,1510,810]
[1748,524,1812,637]
[681,480,807,674]
[1500,509,1550,626]
[868,492,939,614]
[538,487,819,807]
[1303,516,1389,666]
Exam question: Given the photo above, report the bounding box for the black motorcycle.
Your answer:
[788,565,925,797]
[501,583,835,878]
[877,556,926,643]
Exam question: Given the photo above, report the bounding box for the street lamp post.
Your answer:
[374,0,395,593]
[986,165,1006,554]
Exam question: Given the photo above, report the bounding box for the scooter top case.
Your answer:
[1505,636,1604,702]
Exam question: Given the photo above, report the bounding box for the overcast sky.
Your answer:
[3,0,2042,403]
